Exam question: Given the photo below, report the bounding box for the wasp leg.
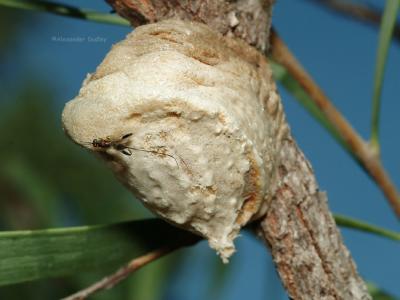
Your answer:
[121,148,132,156]
[121,133,133,140]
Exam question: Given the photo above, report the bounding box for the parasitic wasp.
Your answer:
[87,133,183,168]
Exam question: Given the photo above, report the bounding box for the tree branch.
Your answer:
[101,1,375,299]
[0,1,395,299]
[258,137,370,299]
[106,0,273,52]
[270,28,400,219]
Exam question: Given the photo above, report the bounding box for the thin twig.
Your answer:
[270,28,400,219]
[0,0,129,26]
[59,213,400,300]
[61,241,195,300]
[306,0,400,43]
[57,211,398,300]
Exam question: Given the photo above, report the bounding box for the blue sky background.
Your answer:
[1,1,399,299]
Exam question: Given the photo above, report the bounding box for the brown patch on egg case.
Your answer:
[166,111,182,118]
[126,99,196,120]
[136,21,231,67]
[148,30,183,44]
[128,112,142,119]
[235,151,263,226]
[188,48,221,66]
[189,185,217,198]
[183,72,215,87]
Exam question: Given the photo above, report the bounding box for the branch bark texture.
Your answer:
[107,0,273,52]
[105,1,372,299]
[259,137,370,299]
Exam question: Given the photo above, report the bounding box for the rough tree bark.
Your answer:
[107,0,273,52]
[105,1,371,299]
[261,138,370,299]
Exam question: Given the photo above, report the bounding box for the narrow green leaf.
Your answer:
[368,282,400,300]
[334,214,400,241]
[370,0,400,154]
[0,214,397,288]
[0,0,130,26]
[0,219,197,286]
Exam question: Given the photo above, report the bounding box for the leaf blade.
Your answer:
[370,0,400,153]
[0,219,197,286]
[0,0,130,26]
[368,282,400,300]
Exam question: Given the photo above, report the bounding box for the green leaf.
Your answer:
[370,0,400,154]
[0,0,130,26]
[0,213,397,289]
[368,282,400,300]
[0,219,197,286]
[334,214,400,241]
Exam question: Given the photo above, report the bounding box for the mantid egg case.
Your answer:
[62,19,289,262]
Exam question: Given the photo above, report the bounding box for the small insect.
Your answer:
[89,133,182,167]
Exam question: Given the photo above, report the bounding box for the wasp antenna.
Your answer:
[125,146,180,168]
[164,153,180,168]
[177,155,190,170]
[169,153,189,170]
[125,146,146,153]
[81,141,93,146]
